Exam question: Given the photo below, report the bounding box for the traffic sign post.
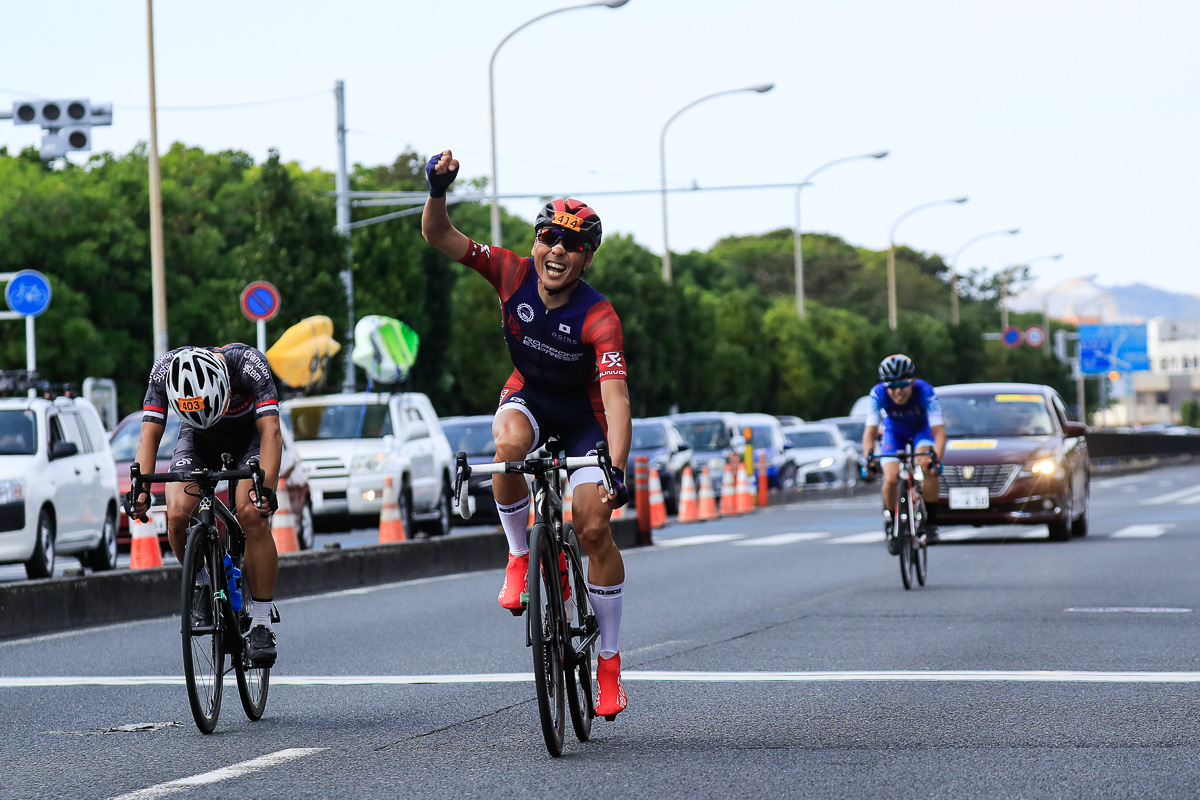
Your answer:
[1001,326,1024,349]
[240,281,281,353]
[2,270,53,393]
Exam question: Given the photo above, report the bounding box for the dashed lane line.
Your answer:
[732,532,830,546]
[107,748,326,800]
[1111,524,1174,538]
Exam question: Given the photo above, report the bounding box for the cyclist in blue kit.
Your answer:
[862,354,946,550]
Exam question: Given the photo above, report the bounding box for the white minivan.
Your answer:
[0,394,121,578]
[280,392,455,536]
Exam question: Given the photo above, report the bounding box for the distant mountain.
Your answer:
[1010,280,1200,322]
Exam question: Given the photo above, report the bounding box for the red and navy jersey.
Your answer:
[143,343,279,433]
[458,239,627,392]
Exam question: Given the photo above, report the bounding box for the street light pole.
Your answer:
[949,227,1020,325]
[887,197,968,330]
[488,0,628,248]
[146,0,168,358]
[660,83,775,282]
[794,151,888,318]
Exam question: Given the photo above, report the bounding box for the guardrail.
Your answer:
[1085,431,1200,459]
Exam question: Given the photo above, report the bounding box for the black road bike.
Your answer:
[454,441,617,757]
[866,444,937,590]
[125,458,276,733]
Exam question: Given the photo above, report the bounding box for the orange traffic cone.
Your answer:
[649,468,667,528]
[272,478,299,553]
[720,461,740,516]
[677,467,698,523]
[737,467,755,514]
[563,480,574,524]
[379,475,406,543]
[696,466,719,521]
[129,515,163,569]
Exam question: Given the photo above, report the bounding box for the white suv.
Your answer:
[280,392,455,536]
[0,394,121,578]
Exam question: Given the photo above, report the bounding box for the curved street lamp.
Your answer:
[659,82,775,282]
[949,227,1021,324]
[998,252,1063,329]
[488,0,629,247]
[887,196,968,330]
[794,151,888,318]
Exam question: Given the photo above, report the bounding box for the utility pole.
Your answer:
[335,80,355,394]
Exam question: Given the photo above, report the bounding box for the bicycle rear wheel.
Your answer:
[181,526,224,734]
[897,491,914,590]
[233,603,271,720]
[562,524,594,743]
[527,524,566,757]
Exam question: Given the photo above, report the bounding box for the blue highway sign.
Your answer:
[1078,324,1149,374]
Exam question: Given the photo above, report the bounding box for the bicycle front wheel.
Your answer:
[914,496,928,587]
[527,524,566,757]
[234,605,271,720]
[181,526,224,734]
[897,491,914,590]
[562,524,594,743]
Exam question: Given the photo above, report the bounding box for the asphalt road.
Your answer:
[3,464,1200,799]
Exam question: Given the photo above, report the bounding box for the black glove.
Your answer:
[426,153,458,198]
[603,467,630,510]
[252,486,279,517]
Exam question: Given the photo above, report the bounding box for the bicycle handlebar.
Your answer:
[123,462,265,523]
[453,441,615,521]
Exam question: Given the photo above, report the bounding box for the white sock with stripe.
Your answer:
[588,582,624,658]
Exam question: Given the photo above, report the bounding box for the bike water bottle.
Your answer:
[223,554,243,612]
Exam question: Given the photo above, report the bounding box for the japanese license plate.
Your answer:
[949,487,989,510]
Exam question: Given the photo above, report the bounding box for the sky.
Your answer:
[3,0,1198,299]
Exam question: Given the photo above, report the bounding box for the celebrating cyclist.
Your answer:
[422,149,632,720]
[130,345,283,667]
[862,354,946,549]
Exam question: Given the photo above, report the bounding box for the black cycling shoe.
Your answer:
[190,588,213,628]
[924,526,941,545]
[886,534,900,556]
[248,625,277,667]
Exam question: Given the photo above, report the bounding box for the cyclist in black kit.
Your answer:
[130,345,283,666]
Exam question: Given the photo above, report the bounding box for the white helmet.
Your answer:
[166,348,230,429]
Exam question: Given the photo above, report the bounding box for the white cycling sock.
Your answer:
[588,582,624,658]
[497,496,530,556]
[251,597,273,629]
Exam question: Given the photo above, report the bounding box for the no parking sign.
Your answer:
[240,281,280,322]
[1001,325,1024,349]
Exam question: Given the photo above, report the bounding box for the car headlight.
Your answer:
[0,479,24,504]
[818,457,835,469]
[351,453,388,473]
[1022,458,1061,478]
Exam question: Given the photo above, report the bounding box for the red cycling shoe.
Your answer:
[594,652,628,720]
[498,552,529,615]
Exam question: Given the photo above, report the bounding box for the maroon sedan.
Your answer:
[109,412,314,551]
[936,382,1089,541]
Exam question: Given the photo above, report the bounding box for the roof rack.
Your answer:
[0,370,39,397]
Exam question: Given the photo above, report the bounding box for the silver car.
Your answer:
[782,422,859,488]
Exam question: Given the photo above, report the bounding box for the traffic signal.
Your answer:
[9,100,113,159]
[12,99,90,127]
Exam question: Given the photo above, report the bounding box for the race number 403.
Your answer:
[177,396,206,413]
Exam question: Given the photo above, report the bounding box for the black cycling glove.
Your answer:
[426,154,458,198]
[605,467,630,510]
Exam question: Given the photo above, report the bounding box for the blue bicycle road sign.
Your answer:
[4,270,52,317]
[1078,324,1149,374]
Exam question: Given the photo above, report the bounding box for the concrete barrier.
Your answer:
[0,517,641,640]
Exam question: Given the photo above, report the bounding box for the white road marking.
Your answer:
[829,531,886,544]
[108,748,325,800]
[1019,526,1050,539]
[937,527,982,541]
[734,532,830,546]
[1066,607,1191,613]
[656,533,745,548]
[15,672,1200,693]
[1111,524,1173,538]
[1140,485,1200,505]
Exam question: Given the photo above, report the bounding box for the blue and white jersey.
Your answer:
[865,379,943,437]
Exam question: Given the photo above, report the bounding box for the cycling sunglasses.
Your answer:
[886,379,914,390]
[535,227,587,252]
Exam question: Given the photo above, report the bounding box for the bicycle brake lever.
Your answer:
[454,452,473,519]
[595,440,615,495]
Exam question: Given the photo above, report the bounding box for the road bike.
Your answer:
[124,457,276,733]
[454,441,616,757]
[866,444,936,590]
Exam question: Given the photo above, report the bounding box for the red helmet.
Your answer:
[534,198,603,252]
